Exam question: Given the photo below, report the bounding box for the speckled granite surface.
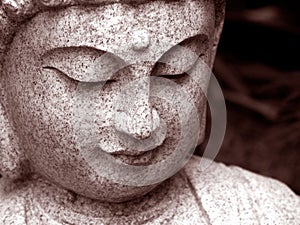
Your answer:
[0,156,299,224]
[1,0,299,224]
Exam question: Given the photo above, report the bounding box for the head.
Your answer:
[0,0,225,202]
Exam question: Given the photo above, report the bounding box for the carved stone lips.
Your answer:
[111,149,155,166]
[110,145,159,156]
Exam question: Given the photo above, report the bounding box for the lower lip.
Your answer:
[112,150,154,166]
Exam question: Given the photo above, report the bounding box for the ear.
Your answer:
[199,1,225,143]
[198,100,207,146]
[0,85,25,179]
[209,0,226,68]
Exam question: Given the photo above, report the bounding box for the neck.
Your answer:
[16,173,185,224]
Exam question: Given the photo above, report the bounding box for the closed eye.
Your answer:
[43,66,78,83]
[42,66,116,86]
[152,34,208,76]
[41,46,125,83]
[158,73,188,80]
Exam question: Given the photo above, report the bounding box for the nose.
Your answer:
[114,76,160,140]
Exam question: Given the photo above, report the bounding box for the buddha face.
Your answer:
[2,0,220,202]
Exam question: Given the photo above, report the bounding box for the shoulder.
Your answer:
[0,178,27,225]
[183,156,300,225]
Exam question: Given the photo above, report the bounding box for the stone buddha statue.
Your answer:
[0,0,299,224]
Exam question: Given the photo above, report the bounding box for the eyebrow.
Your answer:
[41,46,105,61]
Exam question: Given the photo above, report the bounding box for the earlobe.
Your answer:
[0,90,25,179]
[210,20,225,67]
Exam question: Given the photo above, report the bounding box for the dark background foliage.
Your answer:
[198,0,300,194]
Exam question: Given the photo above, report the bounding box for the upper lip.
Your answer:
[110,143,162,156]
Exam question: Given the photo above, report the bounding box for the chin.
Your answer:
[43,170,160,203]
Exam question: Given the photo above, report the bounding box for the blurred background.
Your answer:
[198,0,300,194]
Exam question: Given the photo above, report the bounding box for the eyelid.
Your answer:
[43,66,117,89]
[159,73,187,80]
[41,47,125,82]
[42,66,78,83]
[153,54,203,76]
[153,34,208,76]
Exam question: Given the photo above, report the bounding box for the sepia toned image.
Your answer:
[0,0,299,224]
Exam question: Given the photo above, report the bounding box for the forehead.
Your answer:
[20,0,215,61]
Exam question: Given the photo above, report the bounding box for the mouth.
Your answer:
[111,149,157,166]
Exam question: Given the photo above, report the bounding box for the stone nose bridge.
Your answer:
[114,63,161,141]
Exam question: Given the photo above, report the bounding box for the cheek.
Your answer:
[27,76,117,151]
[170,72,208,141]
[171,76,207,110]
